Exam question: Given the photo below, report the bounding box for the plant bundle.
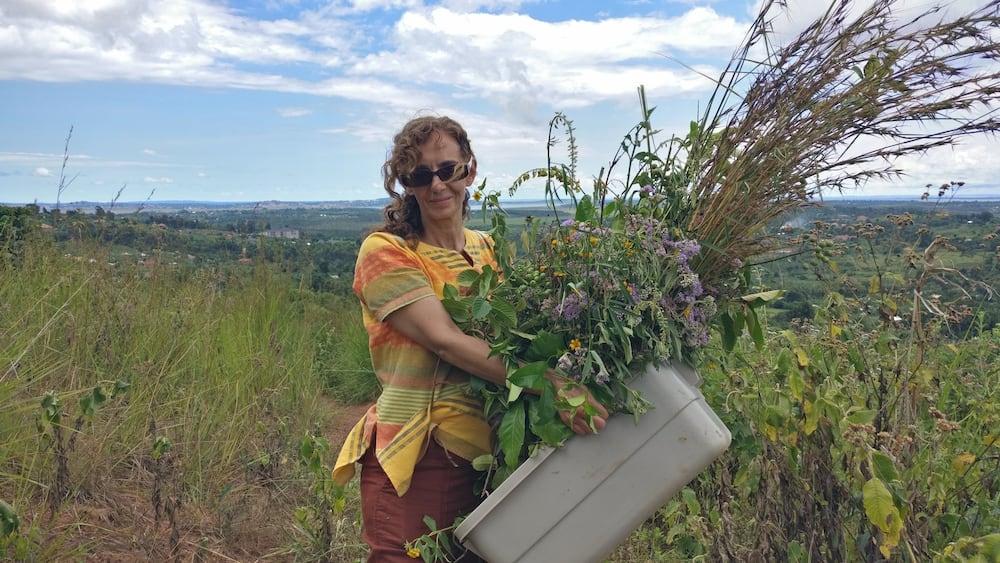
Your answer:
[444,0,1000,485]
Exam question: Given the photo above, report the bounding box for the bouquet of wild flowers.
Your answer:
[442,0,1000,488]
[443,108,749,487]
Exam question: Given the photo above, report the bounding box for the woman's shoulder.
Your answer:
[361,231,409,252]
[463,228,494,248]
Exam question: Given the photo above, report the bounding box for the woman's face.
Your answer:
[404,130,476,226]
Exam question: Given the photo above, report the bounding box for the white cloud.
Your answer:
[143,148,157,155]
[144,176,174,183]
[0,0,746,115]
[277,106,313,117]
[34,167,53,177]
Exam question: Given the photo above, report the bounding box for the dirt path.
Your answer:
[323,397,373,447]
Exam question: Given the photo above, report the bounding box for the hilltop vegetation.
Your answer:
[1,195,997,561]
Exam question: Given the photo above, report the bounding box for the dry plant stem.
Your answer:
[55,126,79,218]
[687,0,1000,283]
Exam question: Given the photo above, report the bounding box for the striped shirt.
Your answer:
[333,229,496,495]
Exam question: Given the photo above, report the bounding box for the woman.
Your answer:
[333,115,608,562]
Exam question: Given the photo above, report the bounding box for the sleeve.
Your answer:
[354,233,435,322]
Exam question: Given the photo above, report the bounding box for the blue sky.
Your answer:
[1,0,997,205]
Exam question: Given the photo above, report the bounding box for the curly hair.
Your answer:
[378,116,474,247]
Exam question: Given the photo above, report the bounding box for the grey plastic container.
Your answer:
[455,362,731,563]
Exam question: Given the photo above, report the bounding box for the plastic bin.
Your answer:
[454,362,731,563]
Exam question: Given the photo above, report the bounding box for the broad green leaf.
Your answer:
[871,451,899,482]
[457,268,481,286]
[525,330,564,361]
[80,394,96,418]
[574,195,595,222]
[441,299,470,323]
[848,348,866,374]
[788,367,804,401]
[0,499,19,538]
[506,382,523,402]
[92,385,108,407]
[499,401,526,470]
[508,361,547,390]
[471,296,492,319]
[681,487,701,514]
[776,348,793,377]
[739,289,784,305]
[528,399,572,445]
[109,379,130,398]
[845,409,876,425]
[863,478,903,556]
[442,283,460,300]
[747,307,765,349]
[490,298,518,326]
[719,312,738,351]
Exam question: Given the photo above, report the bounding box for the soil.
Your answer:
[18,398,374,562]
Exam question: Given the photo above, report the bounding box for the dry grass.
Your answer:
[684,0,1000,283]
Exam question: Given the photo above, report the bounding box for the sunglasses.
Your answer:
[399,158,473,188]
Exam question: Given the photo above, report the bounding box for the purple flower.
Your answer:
[551,290,589,322]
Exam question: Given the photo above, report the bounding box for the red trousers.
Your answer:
[360,438,487,562]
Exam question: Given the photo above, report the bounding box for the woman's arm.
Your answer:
[385,296,607,435]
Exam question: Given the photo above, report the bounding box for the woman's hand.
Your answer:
[547,374,609,435]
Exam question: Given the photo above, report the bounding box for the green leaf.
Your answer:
[788,366,804,401]
[499,401,526,470]
[746,307,765,349]
[719,312,738,351]
[92,385,108,406]
[681,487,701,514]
[871,451,899,482]
[0,499,20,538]
[803,399,819,435]
[471,454,495,472]
[442,283,460,300]
[525,330,564,361]
[41,392,62,425]
[528,397,571,445]
[457,268,482,286]
[845,409,876,425]
[471,296,492,320]
[79,394,96,418]
[863,477,903,555]
[441,298,471,323]
[574,195,595,222]
[111,379,131,397]
[489,298,518,327]
[739,289,784,305]
[508,362,548,389]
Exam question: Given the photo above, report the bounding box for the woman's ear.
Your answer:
[466,157,477,186]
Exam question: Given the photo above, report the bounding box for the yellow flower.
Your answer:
[539,265,547,272]
[623,240,633,249]
[589,236,599,245]
[473,191,482,201]
[407,548,421,558]
[552,239,560,247]
[569,338,582,351]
